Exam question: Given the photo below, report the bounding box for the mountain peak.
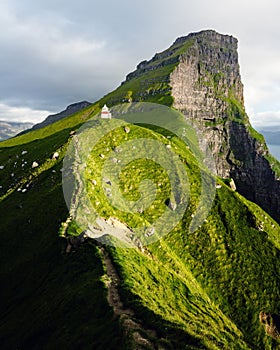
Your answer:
[2,30,280,350]
[100,30,280,224]
[173,29,237,45]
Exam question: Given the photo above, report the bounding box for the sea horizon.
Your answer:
[267,144,280,161]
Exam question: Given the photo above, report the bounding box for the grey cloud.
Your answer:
[251,110,280,133]
[0,0,279,125]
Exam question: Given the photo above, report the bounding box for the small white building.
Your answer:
[101,104,112,119]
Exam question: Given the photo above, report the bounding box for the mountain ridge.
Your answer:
[28,100,92,131]
[1,30,280,349]
[99,29,280,224]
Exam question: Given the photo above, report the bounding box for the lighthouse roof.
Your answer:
[102,104,109,111]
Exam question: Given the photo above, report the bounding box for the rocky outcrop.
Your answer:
[229,122,280,220]
[168,30,280,222]
[104,30,280,222]
[259,311,280,340]
[170,30,244,176]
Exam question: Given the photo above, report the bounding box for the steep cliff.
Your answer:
[170,31,244,176]
[169,30,280,222]
[2,30,280,349]
[105,30,280,223]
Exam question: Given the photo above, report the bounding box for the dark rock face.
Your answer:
[167,30,280,223]
[229,122,280,220]
[260,311,280,340]
[104,30,280,222]
[170,30,244,176]
[31,101,92,131]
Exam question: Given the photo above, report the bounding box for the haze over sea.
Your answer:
[253,129,280,161]
[268,144,280,161]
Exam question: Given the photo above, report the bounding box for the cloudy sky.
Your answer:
[0,0,279,131]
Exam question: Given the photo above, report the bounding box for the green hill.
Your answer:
[1,30,280,349]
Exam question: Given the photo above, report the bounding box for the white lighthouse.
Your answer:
[101,104,112,119]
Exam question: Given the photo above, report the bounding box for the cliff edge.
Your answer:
[103,30,280,223]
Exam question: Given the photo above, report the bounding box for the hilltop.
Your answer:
[100,30,280,224]
[1,30,280,349]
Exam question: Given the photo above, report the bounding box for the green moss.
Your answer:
[264,153,280,178]
[107,179,280,349]
[247,125,266,144]
[98,38,195,108]
[224,97,247,123]
[99,64,176,107]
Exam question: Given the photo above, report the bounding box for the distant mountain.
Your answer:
[0,120,33,141]
[30,101,92,131]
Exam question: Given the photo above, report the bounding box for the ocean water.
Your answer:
[267,144,280,161]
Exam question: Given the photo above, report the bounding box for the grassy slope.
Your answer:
[97,39,195,108]
[1,107,280,349]
[1,37,280,349]
[80,119,280,349]
[0,123,125,349]
[109,184,280,349]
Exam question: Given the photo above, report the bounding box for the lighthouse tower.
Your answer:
[101,104,112,119]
